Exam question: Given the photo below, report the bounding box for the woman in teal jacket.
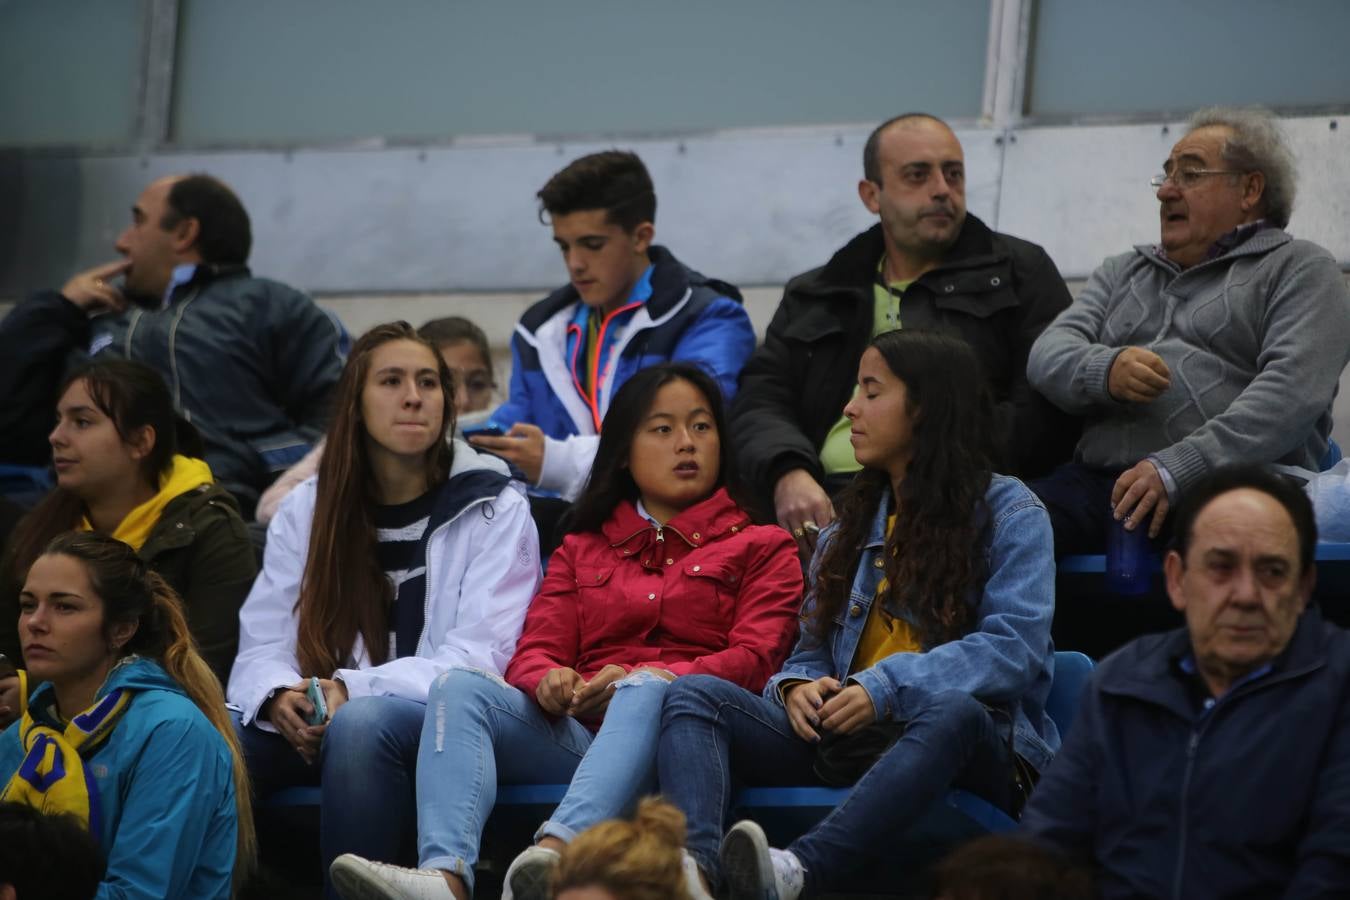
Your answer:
[0,531,253,899]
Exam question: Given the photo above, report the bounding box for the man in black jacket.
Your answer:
[732,114,1077,551]
[0,174,345,516]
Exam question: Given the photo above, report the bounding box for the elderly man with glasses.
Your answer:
[1027,106,1350,555]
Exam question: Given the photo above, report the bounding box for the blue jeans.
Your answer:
[416,667,669,893]
[234,695,425,898]
[658,675,1014,892]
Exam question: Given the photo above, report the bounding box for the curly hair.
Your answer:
[808,330,994,647]
[552,797,687,900]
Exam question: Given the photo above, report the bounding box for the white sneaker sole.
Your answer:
[720,821,777,900]
[506,854,557,900]
[329,855,405,900]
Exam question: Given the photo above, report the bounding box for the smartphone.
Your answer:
[461,421,505,440]
[305,676,328,726]
[0,654,15,680]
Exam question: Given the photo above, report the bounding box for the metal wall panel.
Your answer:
[0,126,1005,296]
[998,115,1350,277]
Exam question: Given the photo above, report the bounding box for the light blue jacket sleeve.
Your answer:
[96,715,236,900]
[847,495,1056,721]
[763,531,837,706]
[669,296,757,405]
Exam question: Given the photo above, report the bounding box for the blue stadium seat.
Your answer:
[1044,650,1094,738]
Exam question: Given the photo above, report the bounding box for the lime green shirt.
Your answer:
[819,262,911,474]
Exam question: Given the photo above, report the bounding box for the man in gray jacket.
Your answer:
[0,174,346,516]
[1027,107,1350,554]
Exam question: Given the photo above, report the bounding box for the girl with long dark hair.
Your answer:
[255,315,500,526]
[0,531,254,898]
[226,322,541,893]
[657,330,1059,899]
[329,363,803,900]
[0,358,255,689]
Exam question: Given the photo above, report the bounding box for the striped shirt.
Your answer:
[373,489,438,659]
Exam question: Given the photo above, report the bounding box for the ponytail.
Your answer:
[140,571,257,892]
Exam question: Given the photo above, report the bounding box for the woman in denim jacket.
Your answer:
[658,329,1060,900]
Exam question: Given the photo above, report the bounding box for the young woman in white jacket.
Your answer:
[226,322,541,896]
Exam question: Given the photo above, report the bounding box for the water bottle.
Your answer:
[1105,512,1153,595]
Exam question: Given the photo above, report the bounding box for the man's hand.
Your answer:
[818,684,877,736]
[784,676,842,743]
[1111,459,1170,538]
[536,667,587,716]
[264,682,325,764]
[0,675,20,729]
[1107,347,1171,403]
[470,423,545,484]
[569,664,628,718]
[774,469,835,558]
[61,260,131,315]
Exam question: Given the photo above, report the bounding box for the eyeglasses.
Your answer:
[1149,169,1242,190]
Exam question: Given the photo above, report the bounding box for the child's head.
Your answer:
[417,316,496,414]
[569,363,740,532]
[0,803,104,900]
[552,798,687,900]
[929,835,1095,900]
[538,151,656,312]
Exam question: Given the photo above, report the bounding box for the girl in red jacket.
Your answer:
[331,362,803,900]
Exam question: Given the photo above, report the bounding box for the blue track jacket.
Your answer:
[491,245,754,500]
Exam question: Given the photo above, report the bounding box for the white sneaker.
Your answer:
[329,854,457,900]
[719,820,804,900]
[682,849,715,900]
[501,845,561,900]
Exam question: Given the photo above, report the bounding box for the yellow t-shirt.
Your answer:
[818,262,911,474]
[850,514,922,674]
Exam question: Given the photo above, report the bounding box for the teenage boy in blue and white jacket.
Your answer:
[470,150,755,502]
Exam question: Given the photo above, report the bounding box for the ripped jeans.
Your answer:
[414,667,668,892]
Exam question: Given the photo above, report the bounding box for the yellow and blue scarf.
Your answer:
[0,680,131,838]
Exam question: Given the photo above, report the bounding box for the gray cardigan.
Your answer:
[1027,229,1350,491]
